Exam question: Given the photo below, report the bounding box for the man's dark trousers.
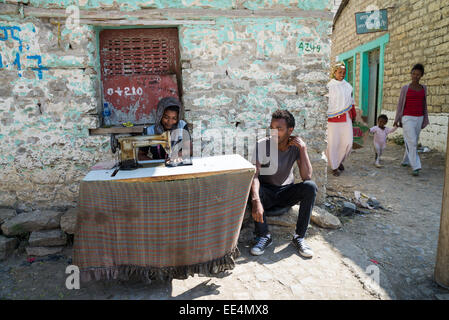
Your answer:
[254,180,317,238]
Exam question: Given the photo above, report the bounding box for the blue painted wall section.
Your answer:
[0,24,49,79]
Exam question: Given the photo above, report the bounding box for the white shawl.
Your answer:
[327,79,354,118]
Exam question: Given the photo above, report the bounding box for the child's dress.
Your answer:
[370,126,397,164]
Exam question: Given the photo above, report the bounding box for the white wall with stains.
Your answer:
[0,0,333,208]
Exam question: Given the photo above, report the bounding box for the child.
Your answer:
[370,114,398,168]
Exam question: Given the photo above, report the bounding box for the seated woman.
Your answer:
[138,97,192,162]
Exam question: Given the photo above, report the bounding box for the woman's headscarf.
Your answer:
[327,62,353,117]
[153,97,184,135]
[330,61,346,80]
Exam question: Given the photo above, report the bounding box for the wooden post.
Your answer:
[435,123,449,288]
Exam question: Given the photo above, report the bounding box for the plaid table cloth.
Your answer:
[73,159,254,282]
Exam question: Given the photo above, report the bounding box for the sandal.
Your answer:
[332,169,340,176]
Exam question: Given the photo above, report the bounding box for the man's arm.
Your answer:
[288,136,313,181]
[250,162,264,223]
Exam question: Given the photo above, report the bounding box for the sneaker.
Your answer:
[250,235,273,256]
[292,236,313,258]
[401,163,409,167]
[375,162,383,168]
[412,169,420,176]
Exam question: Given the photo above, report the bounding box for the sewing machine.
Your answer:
[110,131,192,171]
[110,131,172,170]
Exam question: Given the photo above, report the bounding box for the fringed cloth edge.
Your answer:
[79,247,240,283]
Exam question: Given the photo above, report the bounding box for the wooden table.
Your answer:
[73,155,255,282]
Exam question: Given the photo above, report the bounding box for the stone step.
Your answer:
[0,235,19,261]
[26,246,64,257]
[1,210,63,236]
[60,207,77,235]
[28,229,67,247]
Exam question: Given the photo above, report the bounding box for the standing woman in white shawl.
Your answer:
[326,62,356,176]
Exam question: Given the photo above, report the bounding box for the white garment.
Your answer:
[326,111,353,170]
[370,126,397,163]
[402,115,423,170]
[327,79,354,118]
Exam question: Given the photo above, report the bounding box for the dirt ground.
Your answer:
[323,137,449,299]
[1,136,449,300]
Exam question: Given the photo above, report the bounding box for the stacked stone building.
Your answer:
[0,0,334,211]
[331,0,449,152]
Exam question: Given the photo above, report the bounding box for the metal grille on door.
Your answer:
[100,28,181,126]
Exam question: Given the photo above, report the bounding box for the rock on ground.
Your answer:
[311,206,342,229]
[1,210,63,236]
[266,205,342,230]
[0,208,17,224]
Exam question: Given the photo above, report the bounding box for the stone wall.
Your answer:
[0,0,333,208]
[331,0,449,152]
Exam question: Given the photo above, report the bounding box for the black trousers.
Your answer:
[253,180,317,238]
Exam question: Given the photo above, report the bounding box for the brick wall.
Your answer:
[331,0,449,152]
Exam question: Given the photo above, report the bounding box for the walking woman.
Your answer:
[393,63,429,176]
[326,62,356,176]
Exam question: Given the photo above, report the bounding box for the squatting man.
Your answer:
[250,109,317,258]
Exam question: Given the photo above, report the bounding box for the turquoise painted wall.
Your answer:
[26,0,331,11]
[0,0,333,207]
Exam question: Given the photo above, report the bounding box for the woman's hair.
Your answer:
[411,63,425,75]
[378,114,388,122]
[330,61,346,79]
[272,109,295,128]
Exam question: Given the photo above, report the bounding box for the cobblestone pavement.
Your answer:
[0,230,377,300]
[1,137,448,300]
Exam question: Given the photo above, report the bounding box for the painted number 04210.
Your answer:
[107,87,143,96]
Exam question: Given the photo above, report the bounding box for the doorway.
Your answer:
[367,48,380,127]
[98,28,182,126]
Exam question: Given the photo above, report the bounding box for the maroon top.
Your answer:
[394,84,429,129]
[403,88,425,117]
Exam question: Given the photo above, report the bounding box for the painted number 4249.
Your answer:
[298,42,321,53]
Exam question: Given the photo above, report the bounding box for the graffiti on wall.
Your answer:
[0,25,48,79]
